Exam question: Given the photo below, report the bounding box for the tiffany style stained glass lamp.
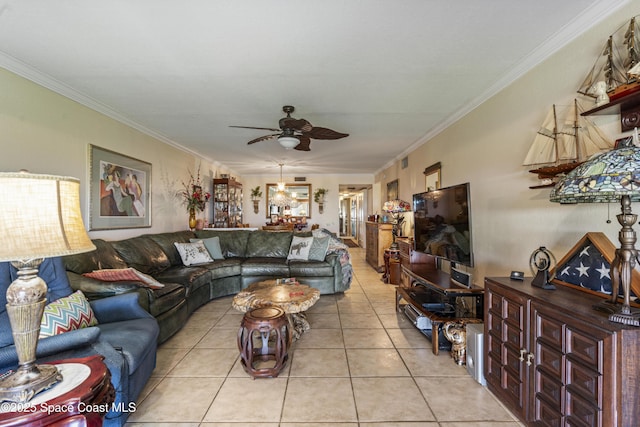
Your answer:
[383,199,411,249]
[550,146,640,326]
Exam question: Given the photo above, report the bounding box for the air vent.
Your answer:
[294,177,306,182]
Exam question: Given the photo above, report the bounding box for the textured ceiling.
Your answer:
[0,0,625,176]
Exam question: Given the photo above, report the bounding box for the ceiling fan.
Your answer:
[230,105,349,151]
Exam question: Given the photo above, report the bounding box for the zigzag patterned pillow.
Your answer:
[39,290,98,338]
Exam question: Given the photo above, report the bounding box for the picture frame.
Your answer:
[424,162,441,191]
[270,214,279,223]
[387,179,398,201]
[89,144,152,230]
[550,232,640,303]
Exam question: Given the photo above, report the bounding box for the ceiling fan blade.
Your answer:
[306,126,349,140]
[294,135,311,151]
[280,117,312,132]
[230,125,281,132]
[247,134,279,145]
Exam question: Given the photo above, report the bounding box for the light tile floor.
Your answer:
[126,247,523,426]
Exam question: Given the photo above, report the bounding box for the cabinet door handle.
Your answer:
[526,353,534,366]
[519,349,527,362]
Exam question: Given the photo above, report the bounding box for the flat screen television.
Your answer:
[413,182,473,267]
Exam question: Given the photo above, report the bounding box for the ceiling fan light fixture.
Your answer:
[278,136,299,149]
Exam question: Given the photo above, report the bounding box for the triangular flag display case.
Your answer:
[550,232,640,305]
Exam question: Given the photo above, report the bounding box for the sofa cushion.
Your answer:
[154,266,211,296]
[309,236,330,261]
[148,231,196,266]
[241,257,290,276]
[63,239,128,274]
[190,236,224,260]
[288,260,334,277]
[112,235,171,275]
[40,290,99,338]
[144,282,187,317]
[202,258,243,279]
[195,230,251,258]
[287,236,313,260]
[246,230,293,258]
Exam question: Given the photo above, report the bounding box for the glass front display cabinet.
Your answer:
[213,178,243,227]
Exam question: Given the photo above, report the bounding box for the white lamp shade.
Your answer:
[278,136,299,149]
[0,172,96,261]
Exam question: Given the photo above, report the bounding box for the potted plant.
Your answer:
[180,166,211,230]
[314,188,328,214]
[250,186,262,214]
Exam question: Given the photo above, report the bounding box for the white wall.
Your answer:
[0,68,233,240]
[242,174,374,234]
[376,2,640,284]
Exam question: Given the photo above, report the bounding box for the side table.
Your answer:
[0,355,115,427]
[382,248,401,285]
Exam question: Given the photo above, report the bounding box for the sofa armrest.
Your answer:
[0,327,101,368]
[91,292,154,323]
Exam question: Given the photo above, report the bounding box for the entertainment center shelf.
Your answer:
[395,256,484,355]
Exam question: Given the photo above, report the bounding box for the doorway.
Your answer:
[339,185,370,246]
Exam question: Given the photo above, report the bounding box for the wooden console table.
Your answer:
[0,355,115,426]
[396,258,483,355]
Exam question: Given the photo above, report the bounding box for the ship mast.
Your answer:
[552,104,559,164]
[573,99,581,162]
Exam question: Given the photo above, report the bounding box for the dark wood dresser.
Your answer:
[484,277,640,427]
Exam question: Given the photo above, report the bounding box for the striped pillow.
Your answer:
[39,291,98,338]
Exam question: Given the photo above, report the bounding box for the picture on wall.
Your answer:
[387,179,398,201]
[89,144,152,230]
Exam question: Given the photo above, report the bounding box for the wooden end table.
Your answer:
[232,280,320,340]
[0,355,115,426]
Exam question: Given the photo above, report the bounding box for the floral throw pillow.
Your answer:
[174,241,214,266]
[40,290,98,338]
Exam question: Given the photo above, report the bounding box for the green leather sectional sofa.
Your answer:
[63,229,352,343]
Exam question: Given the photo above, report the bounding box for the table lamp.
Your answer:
[0,171,96,402]
[383,199,411,249]
[550,146,640,326]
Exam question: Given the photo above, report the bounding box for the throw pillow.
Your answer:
[174,241,214,266]
[40,290,98,338]
[82,267,164,289]
[308,236,330,261]
[287,236,313,261]
[130,269,165,289]
[190,236,224,260]
[83,268,144,282]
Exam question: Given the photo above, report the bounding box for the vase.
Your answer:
[188,208,197,230]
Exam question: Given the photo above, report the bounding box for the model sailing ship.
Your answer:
[523,99,613,189]
[578,16,640,102]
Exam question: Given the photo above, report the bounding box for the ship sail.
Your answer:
[524,100,613,188]
[523,106,558,166]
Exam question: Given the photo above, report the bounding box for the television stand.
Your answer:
[396,256,484,355]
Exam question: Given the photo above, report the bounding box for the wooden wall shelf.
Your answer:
[581,90,640,131]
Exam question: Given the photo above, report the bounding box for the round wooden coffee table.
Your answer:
[232,280,320,339]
